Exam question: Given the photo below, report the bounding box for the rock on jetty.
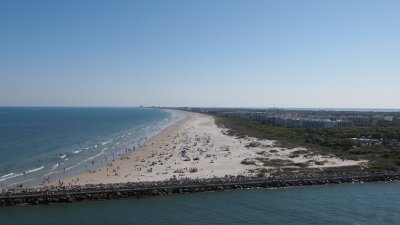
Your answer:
[1,172,399,206]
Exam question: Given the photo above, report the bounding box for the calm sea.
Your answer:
[0,182,399,224]
[0,107,184,188]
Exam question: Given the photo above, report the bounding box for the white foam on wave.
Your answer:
[1,173,14,178]
[0,166,45,182]
[65,147,108,171]
[25,166,44,174]
[52,163,59,170]
[0,173,23,182]
[73,150,82,154]
[60,154,67,159]
[101,140,111,146]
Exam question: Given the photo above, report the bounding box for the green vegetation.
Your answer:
[215,116,400,171]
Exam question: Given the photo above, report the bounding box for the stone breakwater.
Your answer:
[1,172,399,206]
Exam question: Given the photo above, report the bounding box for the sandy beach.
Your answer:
[53,111,367,186]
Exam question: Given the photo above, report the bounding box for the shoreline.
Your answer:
[1,171,400,206]
[17,109,186,188]
[47,110,191,186]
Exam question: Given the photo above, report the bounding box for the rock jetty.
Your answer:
[1,172,399,206]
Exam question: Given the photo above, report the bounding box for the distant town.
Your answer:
[161,107,400,153]
[170,107,395,127]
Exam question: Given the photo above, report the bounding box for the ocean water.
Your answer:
[0,107,184,188]
[0,182,399,224]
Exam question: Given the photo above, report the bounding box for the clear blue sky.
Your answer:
[1,0,399,108]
